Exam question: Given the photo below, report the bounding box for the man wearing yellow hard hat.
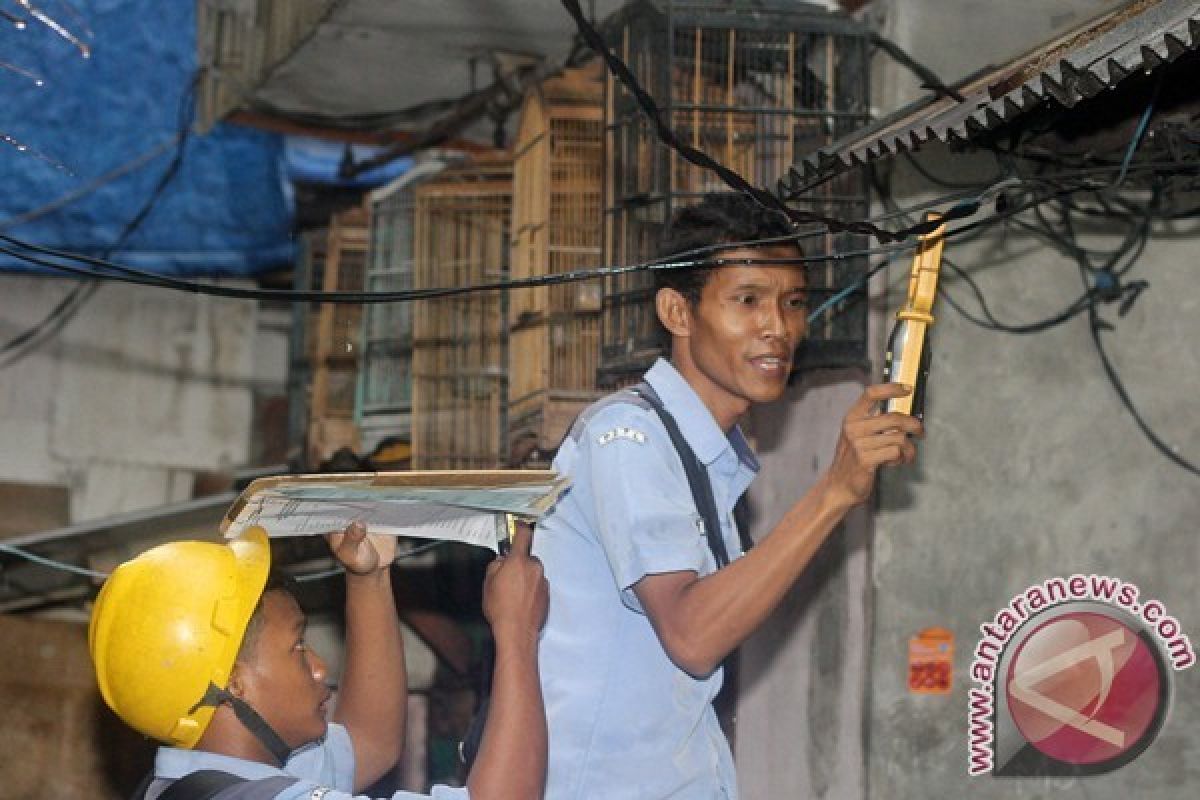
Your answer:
[89,521,548,800]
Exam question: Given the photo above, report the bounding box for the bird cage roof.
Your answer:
[608,0,866,34]
[418,157,514,195]
[366,157,457,207]
[537,61,606,105]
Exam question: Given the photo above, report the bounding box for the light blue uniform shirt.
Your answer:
[148,723,467,800]
[535,358,759,800]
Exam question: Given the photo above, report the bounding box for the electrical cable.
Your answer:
[293,539,450,583]
[0,231,919,303]
[0,158,1190,334]
[0,137,180,231]
[1085,298,1199,477]
[0,542,109,579]
[885,142,1197,476]
[0,537,452,583]
[0,172,1134,326]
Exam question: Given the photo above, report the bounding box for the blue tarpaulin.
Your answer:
[0,0,293,277]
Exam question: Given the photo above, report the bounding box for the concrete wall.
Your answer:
[0,613,154,800]
[737,371,873,800]
[0,276,286,526]
[867,142,1200,798]
[862,3,1200,798]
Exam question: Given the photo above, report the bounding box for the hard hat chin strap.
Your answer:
[192,683,294,767]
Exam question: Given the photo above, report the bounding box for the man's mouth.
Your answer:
[749,354,791,374]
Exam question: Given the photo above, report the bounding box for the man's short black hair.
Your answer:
[238,569,302,661]
[654,192,798,304]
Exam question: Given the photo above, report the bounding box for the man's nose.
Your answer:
[308,649,329,681]
[761,303,788,339]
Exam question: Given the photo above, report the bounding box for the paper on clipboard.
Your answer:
[220,470,569,553]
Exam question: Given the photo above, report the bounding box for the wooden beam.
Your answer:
[225,110,497,155]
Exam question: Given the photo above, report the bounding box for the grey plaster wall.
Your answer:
[0,277,283,522]
[866,141,1200,797]
[860,2,1199,796]
[736,371,873,800]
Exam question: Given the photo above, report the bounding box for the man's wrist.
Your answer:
[491,624,541,655]
[343,567,392,587]
[814,472,860,518]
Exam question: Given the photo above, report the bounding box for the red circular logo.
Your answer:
[1005,611,1163,766]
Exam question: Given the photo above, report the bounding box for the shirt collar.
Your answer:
[644,358,758,472]
[154,747,288,781]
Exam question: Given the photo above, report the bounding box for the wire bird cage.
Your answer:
[411,161,513,469]
[357,162,451,464]
[602,0,873,384]
[509,65,607,462]
[307,207,369,467]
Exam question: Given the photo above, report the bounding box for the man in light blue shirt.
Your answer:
[143,723,465,800]
[91,520,548,800]
[535,194,924,798]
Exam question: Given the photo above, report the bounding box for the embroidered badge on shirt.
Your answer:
[596,426,647,446]
[309,788,332,800]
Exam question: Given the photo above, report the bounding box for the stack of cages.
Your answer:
[602,0,873,385]
[509,64,607,465]
[357,161,451,470]
[307,207,369,468]
[411,159,513,469]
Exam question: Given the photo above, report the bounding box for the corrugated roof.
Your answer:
[787,0,1200,191]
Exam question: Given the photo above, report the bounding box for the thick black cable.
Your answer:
[938,260,1096,334]
[2,158,1187,314]
[0,174,1116,308]
[917,152,1196,477]
[1085,300,1199,477]
[866,32,964,103]
[0,160,1186,314]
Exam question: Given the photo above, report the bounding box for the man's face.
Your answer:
[234,590,332,750]
[668,245,807,426]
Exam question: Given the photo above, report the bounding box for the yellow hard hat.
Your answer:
[88,527,271,748]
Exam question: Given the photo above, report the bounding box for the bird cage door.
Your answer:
[411,165,513,470]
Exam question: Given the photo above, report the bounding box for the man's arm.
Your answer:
[327,522,406,791]
[467,523,549,800]
[636,383,923,677]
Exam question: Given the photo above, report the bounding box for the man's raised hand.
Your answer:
[827,382,924,507]
[484,521,549,642]
[327,520,398,576]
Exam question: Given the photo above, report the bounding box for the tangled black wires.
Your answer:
[874,148,1199,477]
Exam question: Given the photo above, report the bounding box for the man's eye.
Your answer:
[786,296,807,311]
[735,294,756,305]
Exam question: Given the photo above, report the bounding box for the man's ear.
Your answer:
[655,287,692,338]
[227,667,246,699]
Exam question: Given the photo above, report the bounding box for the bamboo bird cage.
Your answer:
[357,161,451,461]
[307,207,369,467]
[508,65,607,461]
[411,161,513,469]
[602,0,873,384]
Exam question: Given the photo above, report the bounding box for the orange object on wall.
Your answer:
[908,626,954,694]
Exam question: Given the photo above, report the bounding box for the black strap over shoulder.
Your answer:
[148,770,298,800]
[156,771,245,800]
[631,382,742,568]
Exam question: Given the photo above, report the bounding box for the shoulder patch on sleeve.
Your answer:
[596,425,647,446]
